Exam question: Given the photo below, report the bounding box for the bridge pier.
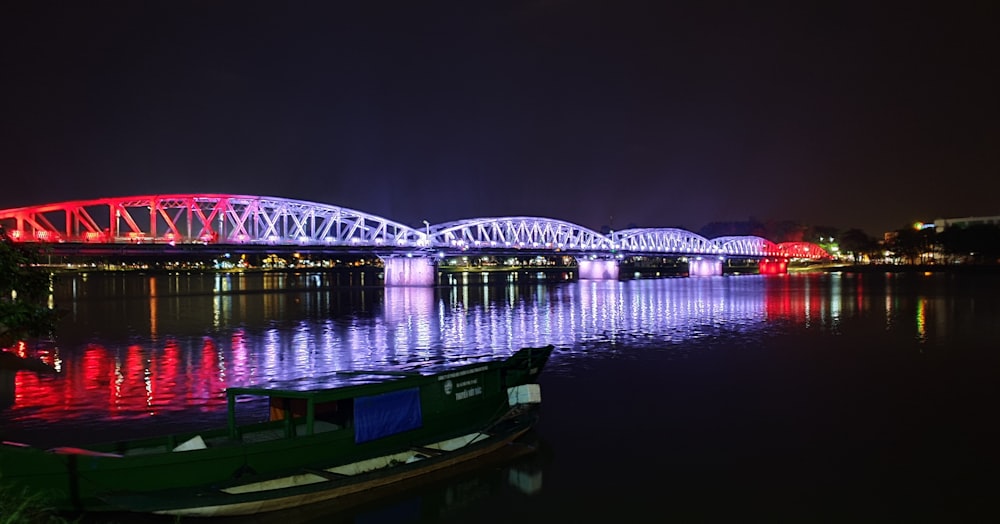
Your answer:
[689,258,723,277]
[381,256,437,287]
[577,258,620,280]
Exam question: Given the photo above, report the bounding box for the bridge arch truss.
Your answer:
[775,241,829,259]
[429,217,613,252]
[0,194,427,247]
[0,194,831,260]
[709,236,782,257]
[612,228,719,255]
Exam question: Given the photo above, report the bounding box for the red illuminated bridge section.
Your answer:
[0,194,830,260]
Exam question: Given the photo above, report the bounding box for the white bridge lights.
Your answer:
[0,194,830,261]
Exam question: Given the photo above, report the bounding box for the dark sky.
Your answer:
[2,1,996,235]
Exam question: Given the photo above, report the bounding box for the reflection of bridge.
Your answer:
[7,275,842,424]
[0,194,830,284]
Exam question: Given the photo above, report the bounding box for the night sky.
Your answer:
[2,1,996,236]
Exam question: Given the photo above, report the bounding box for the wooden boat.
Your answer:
[0,345,553,517]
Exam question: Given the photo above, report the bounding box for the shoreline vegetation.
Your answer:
[798,262,1000,274]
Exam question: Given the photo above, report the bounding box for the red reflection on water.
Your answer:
[114,344,147,417]
[9,338,237,424]
[764,278,792,319]
[193,337,228,411]
[763,275,827,323]
[13,371,48,408]
[230,329,249,383]
[154,339,180,410]
[11,343,98,415]
[13,340,28,358]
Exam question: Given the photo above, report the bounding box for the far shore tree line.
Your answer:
[696,218,1000,265]
[848,223,1000,265]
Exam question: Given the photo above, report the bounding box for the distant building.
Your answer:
[934,215,1000,233]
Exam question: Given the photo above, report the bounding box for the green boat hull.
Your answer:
[0,345,553,516]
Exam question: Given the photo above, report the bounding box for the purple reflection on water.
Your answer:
[4,272,859,445]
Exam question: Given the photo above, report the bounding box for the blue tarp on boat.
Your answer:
[354,387,422,443]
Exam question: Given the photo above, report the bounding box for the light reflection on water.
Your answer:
[4,271,998,447]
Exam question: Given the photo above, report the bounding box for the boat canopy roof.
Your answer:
[226,371,420,402]
[225,357,501,402]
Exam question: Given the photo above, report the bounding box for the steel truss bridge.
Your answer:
[0,194,829,260]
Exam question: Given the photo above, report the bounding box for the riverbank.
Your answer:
[802,263,1000,274]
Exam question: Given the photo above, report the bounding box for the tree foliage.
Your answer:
[807,225,839,244]
[839,228,879,263]
[937,224,1000,263]
[0,228,59,349]
[886,226,936,264]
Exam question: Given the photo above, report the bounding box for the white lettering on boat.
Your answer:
[456,378,478,388]
[438,366,488,381]
[455,386,483,400]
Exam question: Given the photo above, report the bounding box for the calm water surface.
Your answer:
[3,271,999,522]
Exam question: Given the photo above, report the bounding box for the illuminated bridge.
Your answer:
[0,194,830,285]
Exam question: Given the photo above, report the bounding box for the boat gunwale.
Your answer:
[101,412,539,517]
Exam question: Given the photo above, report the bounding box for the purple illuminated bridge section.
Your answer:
[0,194,830,283]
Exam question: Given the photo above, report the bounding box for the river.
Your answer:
[2,270,998,522]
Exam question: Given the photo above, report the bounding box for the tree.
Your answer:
[763,219,808,242]
[938,224,1000,264]
[0,227,59,349]
[839,228,878,263]
[807,225,840,244]
[885,225,937,264]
